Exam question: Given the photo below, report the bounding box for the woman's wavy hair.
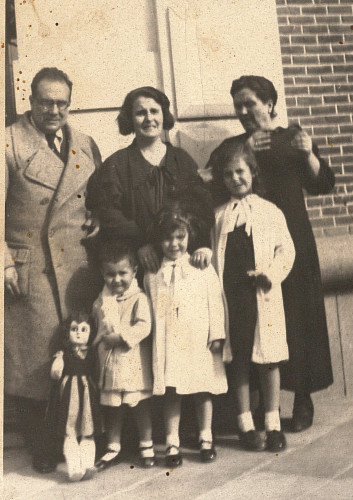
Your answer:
[230,75,278,118]
[117,86,175,135]
[61,311,96,349]
[209,140,266,206]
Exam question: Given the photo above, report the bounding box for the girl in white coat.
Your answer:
[210,141,295,452]
[144,206,228,467]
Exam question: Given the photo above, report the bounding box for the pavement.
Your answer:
[2,392,353,500]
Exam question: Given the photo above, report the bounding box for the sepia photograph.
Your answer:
[2,0,353,498]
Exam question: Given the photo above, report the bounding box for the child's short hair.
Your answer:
[210,140,265,202]
[150,205,197,252]
[98,240,138,269]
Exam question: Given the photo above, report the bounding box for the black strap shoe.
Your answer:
[266,430,287,452]
[95,449,121,472]
[199,440,217,462]
[238,430,266,451]
[139,445,155,468]
[165,445,183,467]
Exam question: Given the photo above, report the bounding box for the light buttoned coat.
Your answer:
[211,195,296,365]
[5,112,101,400]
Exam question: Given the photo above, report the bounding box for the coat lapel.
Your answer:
[53,126,96,212]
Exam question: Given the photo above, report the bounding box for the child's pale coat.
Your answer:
[93,279,153,395]
[144,254,228,396]
[212,195,296,365]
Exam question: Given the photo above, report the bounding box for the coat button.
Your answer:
[40,197,50,206]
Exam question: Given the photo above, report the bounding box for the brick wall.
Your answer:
[276,0,353,238]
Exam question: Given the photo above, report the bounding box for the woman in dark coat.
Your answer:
[86,86,214,273]
[206,75,335,432]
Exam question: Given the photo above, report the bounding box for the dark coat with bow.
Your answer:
[86,140,214,251]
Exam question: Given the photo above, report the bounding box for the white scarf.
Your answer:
[221,194,257,237]
[99,279,141,333]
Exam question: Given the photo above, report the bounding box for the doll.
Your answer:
[46,312,102,481]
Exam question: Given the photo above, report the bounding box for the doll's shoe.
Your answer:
[199,440,217,462]
[238,430,266,451]
[82,467,97,481]
[165,446,183,468]
[139,446,155,468]
[266,430,287,452]
[95,449,121,472]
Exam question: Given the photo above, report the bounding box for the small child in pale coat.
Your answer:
[144,205,228,467]
[210,140,295,452]
[92,240,154,470]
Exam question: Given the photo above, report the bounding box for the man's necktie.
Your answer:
[46,134,61,159]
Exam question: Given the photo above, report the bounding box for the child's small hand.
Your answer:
[209,339,224,354]
[51,351,64,380]
[248,270,272,292]
[191,248,212,270]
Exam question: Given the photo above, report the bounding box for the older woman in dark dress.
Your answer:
[207,75,335,432]
[87,86,214,273]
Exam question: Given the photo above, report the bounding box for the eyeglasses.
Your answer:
[35,99,70,111]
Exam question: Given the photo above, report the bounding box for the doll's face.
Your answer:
[69,320,91,345]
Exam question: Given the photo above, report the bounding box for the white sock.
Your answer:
[166,434,180,454]
[199,429,213,444]
[80,437,96,471]
[265,410,281,431]
[237,411,255,433]
[139,440,154,457]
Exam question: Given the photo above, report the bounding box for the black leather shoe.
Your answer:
[139,446,155,468]
[95,450,121,472]
[32,456,57,473]
[199,440,217,462]
[238,430,266,451]
[266,430,287,452]
[292,395,314,432]
[165,446,183,468]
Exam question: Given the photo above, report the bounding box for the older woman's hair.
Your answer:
[230,75,278,118]
[117,86,175,135]
[210,140,265,204]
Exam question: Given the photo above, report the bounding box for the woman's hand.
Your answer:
[209,339,224,354]
[190,248,212,270]
[138,244,160,273]
[291,129,312,156]
[4,266,20,298]
[247,131,272,152]
[247,270,272,292]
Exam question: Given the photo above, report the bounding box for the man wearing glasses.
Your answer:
[4,67,101,472]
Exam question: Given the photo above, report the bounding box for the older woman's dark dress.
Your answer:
[207,125,334,393]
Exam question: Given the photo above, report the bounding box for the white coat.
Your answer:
[144,254,228,396]
[211,195,295,364]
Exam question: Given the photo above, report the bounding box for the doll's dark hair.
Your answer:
[230,75,278,118]
[98,240,138,270]
[62,312,96,348]
[117,86,175,135]
[209,140,266,205]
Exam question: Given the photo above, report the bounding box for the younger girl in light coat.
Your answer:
[210,141,295,452]
[144,205,227,467]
